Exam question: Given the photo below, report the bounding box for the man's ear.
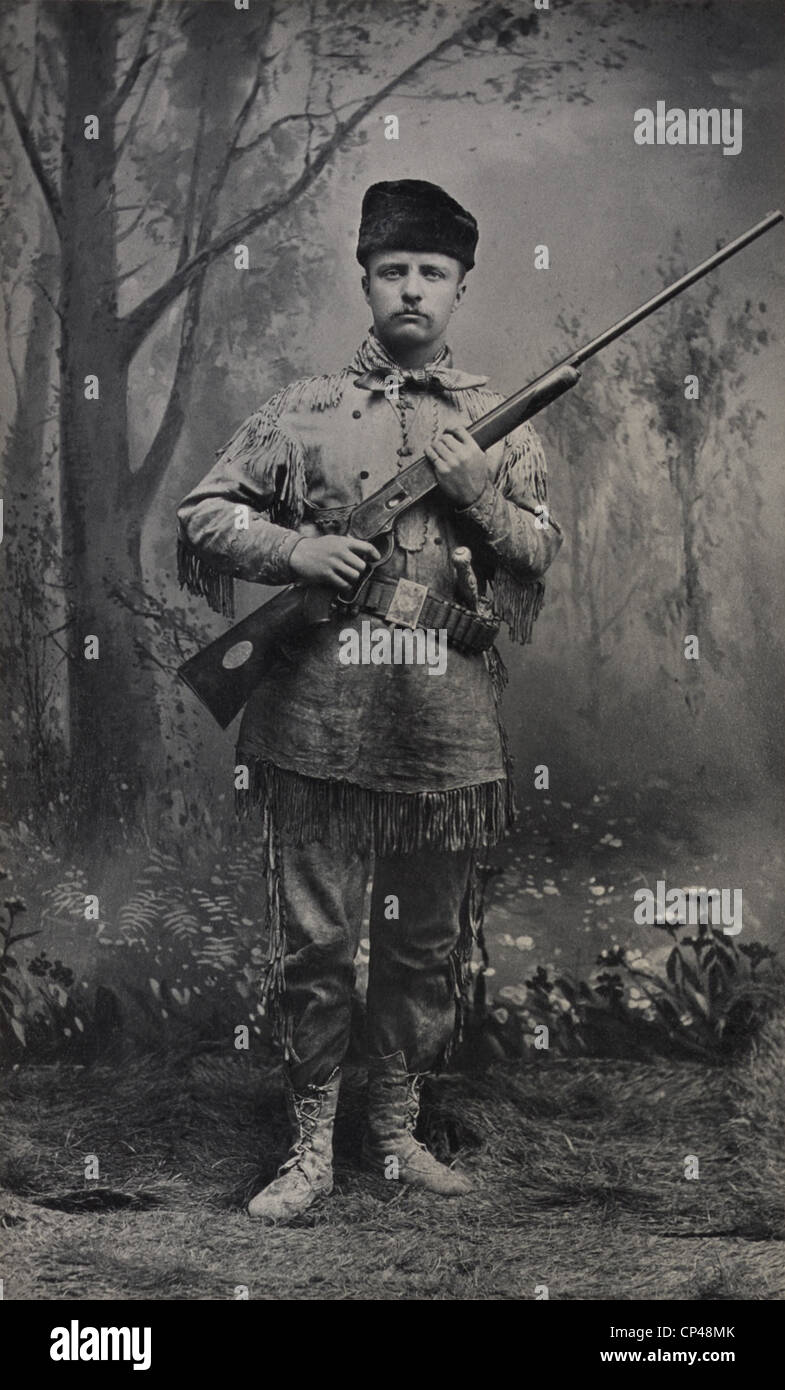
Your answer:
[453,280,466,309]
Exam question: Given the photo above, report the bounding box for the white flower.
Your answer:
[498,984,528,1007]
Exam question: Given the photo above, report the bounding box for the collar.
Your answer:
[348,329,489,394]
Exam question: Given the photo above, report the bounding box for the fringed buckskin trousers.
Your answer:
[273,839,474,1091]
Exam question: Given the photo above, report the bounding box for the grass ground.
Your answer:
[1,1014,783,1302]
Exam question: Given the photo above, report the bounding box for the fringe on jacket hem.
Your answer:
[236,756,514,855]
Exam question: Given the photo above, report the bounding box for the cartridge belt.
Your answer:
[352,575,499,654]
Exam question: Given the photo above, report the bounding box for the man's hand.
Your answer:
[289,535,381,592]
[424,425,489,507]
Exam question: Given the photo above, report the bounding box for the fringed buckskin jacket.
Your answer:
[177,331,563,856]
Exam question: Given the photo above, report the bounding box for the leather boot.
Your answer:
[362,1051,472,1195]
[247,1067,340,1222]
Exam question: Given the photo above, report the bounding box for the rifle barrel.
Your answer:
[570,209,783,368]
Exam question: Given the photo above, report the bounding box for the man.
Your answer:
[177,179,563,1222]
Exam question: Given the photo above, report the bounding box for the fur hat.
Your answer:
[356,179,478,271]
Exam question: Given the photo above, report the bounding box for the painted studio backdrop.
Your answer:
[0,0,784,1302]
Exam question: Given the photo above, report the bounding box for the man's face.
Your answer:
[362,250,465,354]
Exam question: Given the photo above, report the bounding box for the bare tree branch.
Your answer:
[0,56,63,236]
[117,199,153,243]
[32,277,63,324]
[115,258,156,286]
[133,642,180,676]
[1,278,23,407]
[598,578,644,638]
[178,58,210,268]
[116,45,163,159]
[26,4,41,123]
[120,3,503,360]
[110,0,164,117]
[233,108,344,160]
[125,13,282,500]
[128,263,208,512]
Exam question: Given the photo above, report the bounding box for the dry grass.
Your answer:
[1,1019,783,1302]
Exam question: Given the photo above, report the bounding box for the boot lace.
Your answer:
[404,1074,422,1132]
[405,1073,430,1155]
[276,1067,337,1178]
[279,1094,323,1175]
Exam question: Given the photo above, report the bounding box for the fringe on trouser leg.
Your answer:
[443,851,492,1066]
[258,790,296,1062]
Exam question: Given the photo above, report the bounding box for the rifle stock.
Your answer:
[177,211,783,728]
[177,584,334,729]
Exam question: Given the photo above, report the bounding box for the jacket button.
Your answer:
[352,409,362,419]
[360,470,369,479]
[397,446,413,456]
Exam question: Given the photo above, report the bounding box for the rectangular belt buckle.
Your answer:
[385,578,428,629]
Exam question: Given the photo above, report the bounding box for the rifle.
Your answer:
[178,210,783,728]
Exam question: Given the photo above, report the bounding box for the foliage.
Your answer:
[95,844,269,1050]
[0,793,276,1064]
[478,914,782,1064]
[0,864,119,1064]
[25,828,270,1060]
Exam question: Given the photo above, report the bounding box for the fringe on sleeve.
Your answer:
[492,569,545,645]
[493,423,550,645]
[177,535,236,619]
[178,378,343,616]
[496,421,549,506]
[213,385,310,530]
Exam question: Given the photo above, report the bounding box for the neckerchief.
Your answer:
[349,329,489,394]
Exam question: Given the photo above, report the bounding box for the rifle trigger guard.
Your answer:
[335,528,395,614]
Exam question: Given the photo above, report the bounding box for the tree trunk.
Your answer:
[56,1,161,831]
[679,468,706,717]
[1,201,59,808]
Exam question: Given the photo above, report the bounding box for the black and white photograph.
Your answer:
[0,0,783,1332]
